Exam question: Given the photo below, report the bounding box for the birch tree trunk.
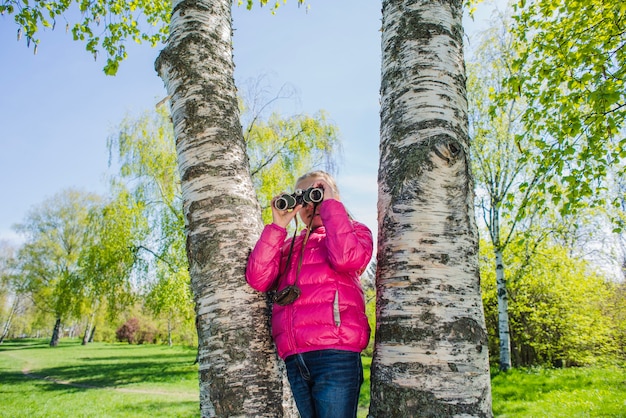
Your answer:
[0,297,18,344]
[81,311,96,345]
[155,1,284,415]
[50,317,61,347]
[487,196,512,372]
[167,314,173,347]
[494,249,512,371]
[370,0,492,416]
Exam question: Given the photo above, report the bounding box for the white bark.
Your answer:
[371,0,492,416]
[0,297,18,343]
[81,311,96,345]
[489,205,512,371]
[156,1,284,416]
[495,249,512,371]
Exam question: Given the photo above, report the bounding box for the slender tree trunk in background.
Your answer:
[488,196,512,371]
[370,0,492,416]
[82,312,96,345]
[50,317,61,347]
[89,325,96,343]
[82,322,89,345]
[0,297,18,344]
[167,314,173,347]
[494,249,512,371]
[155,0,284,416]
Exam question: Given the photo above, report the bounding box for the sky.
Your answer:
[0,1,499,246]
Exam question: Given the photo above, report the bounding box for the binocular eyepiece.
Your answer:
[274,187,324,211]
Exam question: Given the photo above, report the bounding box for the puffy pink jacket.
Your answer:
[246,199,373,359]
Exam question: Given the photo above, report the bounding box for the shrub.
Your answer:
[136,323,158,344]
[115,317,140,344]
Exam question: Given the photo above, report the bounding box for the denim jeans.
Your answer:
[285,350,363,418]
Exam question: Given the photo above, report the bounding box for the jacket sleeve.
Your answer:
[320,199,373,274]
[245,223,288,292]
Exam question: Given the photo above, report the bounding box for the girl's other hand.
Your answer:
[313,180,338,202]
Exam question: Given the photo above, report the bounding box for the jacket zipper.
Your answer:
[333,290,341,327]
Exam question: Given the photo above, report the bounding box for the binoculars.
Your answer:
[274,187,324,210]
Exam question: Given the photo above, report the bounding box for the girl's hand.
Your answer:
[313,180,339,202]
[271,194,302,229]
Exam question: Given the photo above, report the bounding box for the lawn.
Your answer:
[491,365,626,417]
[0,339,199,417]
[1,339,624,417]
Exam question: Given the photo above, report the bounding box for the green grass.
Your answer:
[359,358,625,417]
[2,339,624,417]
[0,339,199,418]
[358,356,371,417]
[491,365,626,417]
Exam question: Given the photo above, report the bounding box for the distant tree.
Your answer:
[241,76,341,224]
[467,12,563,372]
[371,0,492,416]
[78,186,149,344]
[144,268,192,346]
[107,106,191,342]
[607,280,626,356]
[480,238,619,367]
[15,189,101,346]
[604,163,626,278]
[0,242,23,343]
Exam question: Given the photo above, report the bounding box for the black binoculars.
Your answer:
[274,187,324,210]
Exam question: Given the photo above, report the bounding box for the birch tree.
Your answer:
[0,242,23,344]
[78,186,149,336]
[15,189,101,347]
[371,0,492,416]
[467,15,550,372]
[154,1,295,414]
[107,106,193,345]
[467,21,520,372]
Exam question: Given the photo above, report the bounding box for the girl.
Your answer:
[246,171,373,418]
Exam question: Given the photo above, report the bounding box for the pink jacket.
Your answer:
[246,199,373,359]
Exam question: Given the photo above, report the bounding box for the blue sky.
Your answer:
[0,1,498,245]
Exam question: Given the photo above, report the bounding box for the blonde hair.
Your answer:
[295,170,340,198]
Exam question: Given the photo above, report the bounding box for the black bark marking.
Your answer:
[370,376,491,417]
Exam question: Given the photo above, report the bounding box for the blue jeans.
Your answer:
[285,350,363,418]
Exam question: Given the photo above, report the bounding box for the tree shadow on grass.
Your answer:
[117,399,199,417]
[22,358,198,389]
[0,339,49,351]
[1,339,198,394]
[1,369,199,417]
[0,370,38,391]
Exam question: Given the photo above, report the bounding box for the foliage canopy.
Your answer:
[505,0,626,214]
[1,0,306,74]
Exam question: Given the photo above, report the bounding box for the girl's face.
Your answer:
[295,177,324,229]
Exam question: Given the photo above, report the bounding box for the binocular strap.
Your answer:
[277,203,318,290]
